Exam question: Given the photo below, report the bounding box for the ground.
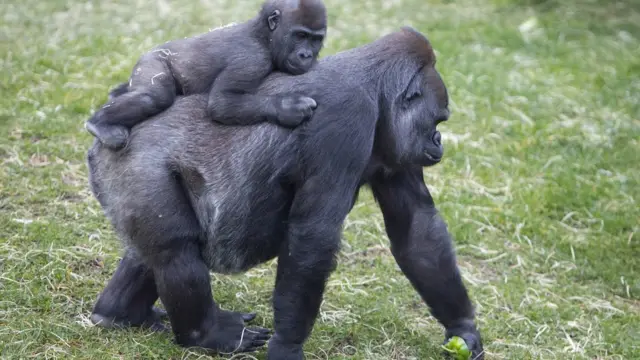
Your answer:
[0,0,639,359]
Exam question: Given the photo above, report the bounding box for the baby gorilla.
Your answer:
[85,0,327,149]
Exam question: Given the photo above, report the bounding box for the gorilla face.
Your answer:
[377,63,450,168]
[267,1,327,76]
[407,65,450,167]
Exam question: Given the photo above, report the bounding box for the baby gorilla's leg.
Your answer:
[86,54,177,149]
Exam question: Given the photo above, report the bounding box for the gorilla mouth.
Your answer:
[423,131,443,163]
[285,60,306,75]
[424,152,442,163]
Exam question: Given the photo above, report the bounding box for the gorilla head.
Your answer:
[263,0,327,75]
[368,27,450,167]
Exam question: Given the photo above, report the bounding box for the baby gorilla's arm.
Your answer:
[206,58,316,128]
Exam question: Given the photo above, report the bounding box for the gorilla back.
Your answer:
[88,67,375,275]
[87,26,484,360]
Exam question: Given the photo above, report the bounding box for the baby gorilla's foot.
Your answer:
[85,120,130,150]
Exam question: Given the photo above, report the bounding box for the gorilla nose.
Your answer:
[432,131,442,146]
[297,50,312,59]
[436,109,450,123]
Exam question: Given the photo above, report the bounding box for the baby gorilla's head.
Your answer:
[262,0,327,75]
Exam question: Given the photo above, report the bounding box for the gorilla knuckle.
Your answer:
[301,96,317,109]
[274,94,317,125]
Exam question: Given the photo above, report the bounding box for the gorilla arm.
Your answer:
[267,175,353,359]
[206,56,317,128]
[267,95,377,358]
[368,165,484,358]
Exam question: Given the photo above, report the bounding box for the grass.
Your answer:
[1,0,639,358]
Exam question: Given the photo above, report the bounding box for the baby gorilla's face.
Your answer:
[269,1,327,75]
[279,25,325,75]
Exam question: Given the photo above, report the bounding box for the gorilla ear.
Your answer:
[268,10,281,31]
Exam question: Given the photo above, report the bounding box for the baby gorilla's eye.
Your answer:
[295,31,308,40]
[312,35,324,45]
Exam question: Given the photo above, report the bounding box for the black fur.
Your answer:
[87,26,483,359]
[85,0,327,149]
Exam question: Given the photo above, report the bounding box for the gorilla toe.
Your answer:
[229,311,257,322]
[223,326,272,354]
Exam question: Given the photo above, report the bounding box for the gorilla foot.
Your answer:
[215,326,273,354]
[185,309,271,354]
[90,306,168,332]
[85,121,130,150]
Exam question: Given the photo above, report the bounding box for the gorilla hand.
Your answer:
[444,320,484,360]
[274,95,317,127]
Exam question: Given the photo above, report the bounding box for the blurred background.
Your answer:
[0,0,638,358]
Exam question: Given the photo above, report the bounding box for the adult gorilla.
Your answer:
[87,26,484,359]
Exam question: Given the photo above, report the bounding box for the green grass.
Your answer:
[1,0,639,358]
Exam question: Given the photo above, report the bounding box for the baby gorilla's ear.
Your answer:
[268,10,281,31]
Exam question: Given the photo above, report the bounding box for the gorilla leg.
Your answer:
[85,55,177,149]
[390,213,482,355]
[151,241,271,353]
[268,232,339,360]
[90,248,167,332]
[107,82,130,100]
[105,170,271,353]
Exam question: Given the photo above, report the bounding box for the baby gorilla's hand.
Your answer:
[274,95,317,127]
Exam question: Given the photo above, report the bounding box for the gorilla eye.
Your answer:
[405,90,422,102]
[295,31,308,40]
